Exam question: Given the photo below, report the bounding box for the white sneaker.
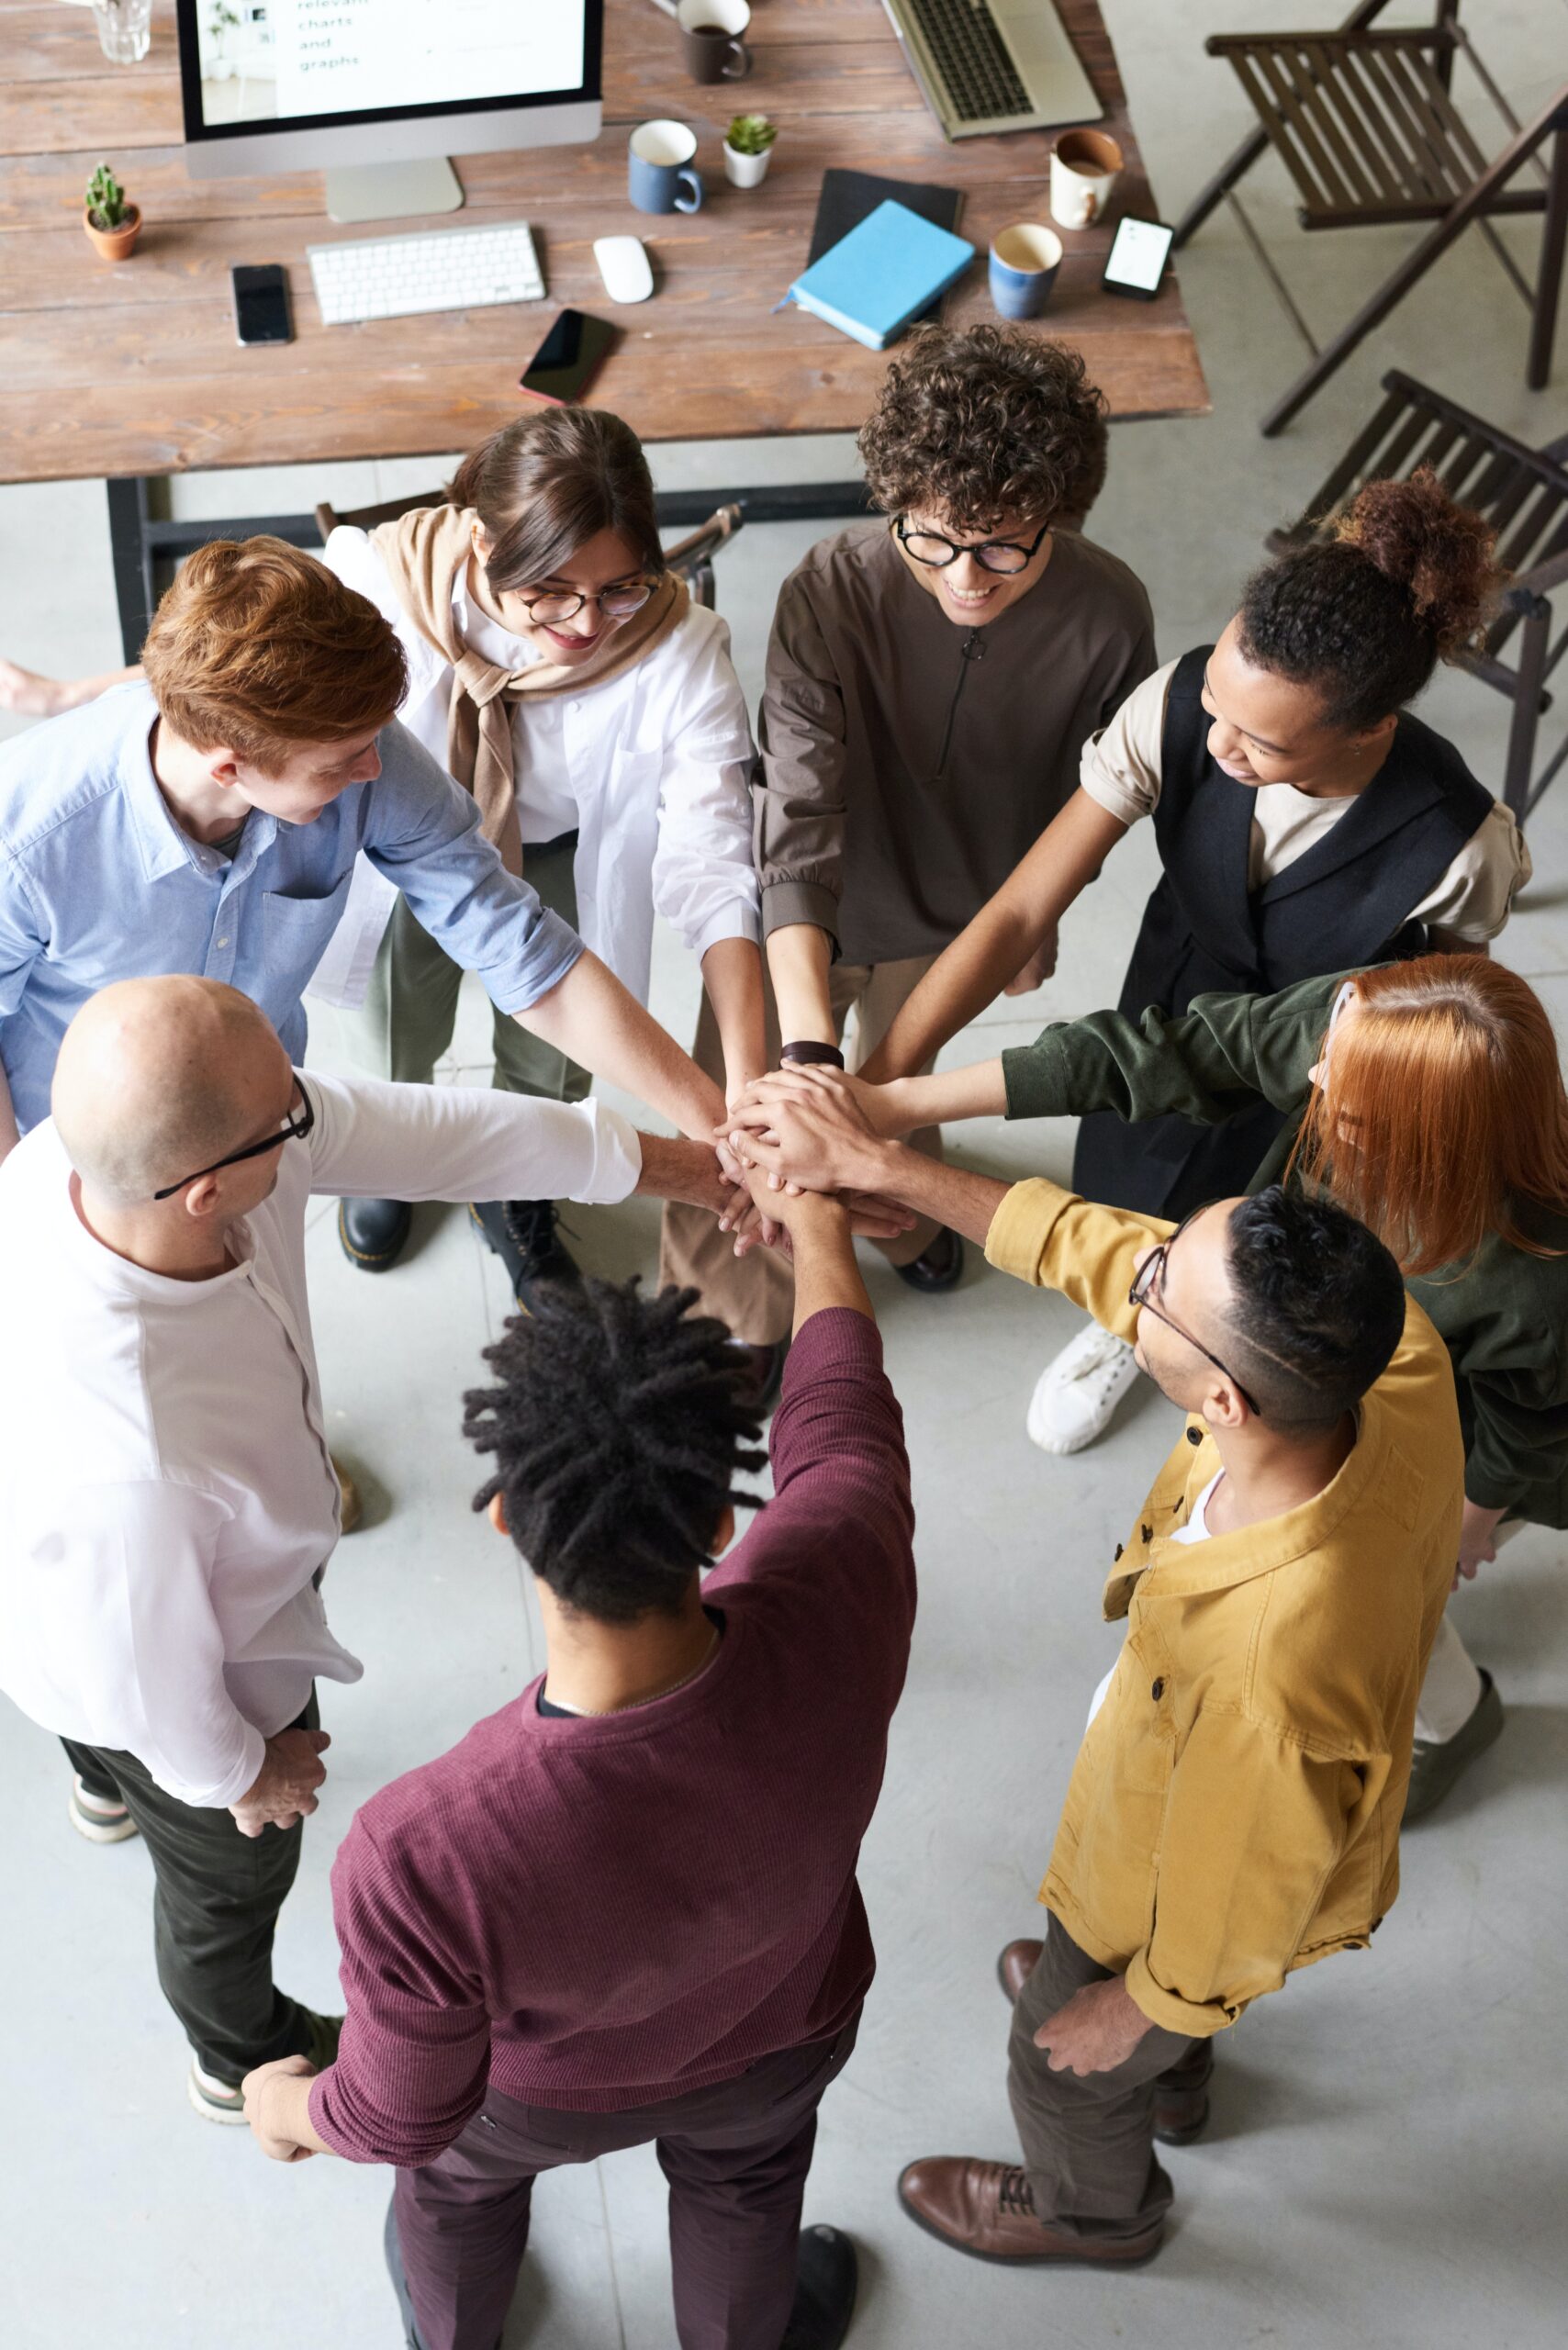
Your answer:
[1025,1325,1141,1456]
[67,1774,140,1844]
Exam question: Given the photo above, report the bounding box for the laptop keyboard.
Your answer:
[903,0,1032,122]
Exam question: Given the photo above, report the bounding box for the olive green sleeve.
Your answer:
[1001,968,1352,1129]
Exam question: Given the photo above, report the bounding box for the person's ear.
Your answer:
[1352,712,1398,753]
[711,1502,736,1557]
[182,1172,222,1222]
[471,523,493,565]
[487,1490,510,1538]
[1199,1376,1249,1435]
[206,749,246,790]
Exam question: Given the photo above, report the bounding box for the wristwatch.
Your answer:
[780,1040,846,1069]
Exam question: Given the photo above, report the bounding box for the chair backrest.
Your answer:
[1269,370,1568,666]
[313,495,744,611]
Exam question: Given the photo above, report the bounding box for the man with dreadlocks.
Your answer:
[241,1168,914,2350]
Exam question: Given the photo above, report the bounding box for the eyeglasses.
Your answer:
[514,579,655,625]
[895,517,1051,576]
[1127,1203,1262,1418]
[154,1080,315,1201]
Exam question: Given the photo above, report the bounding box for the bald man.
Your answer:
[0,976,734,2126]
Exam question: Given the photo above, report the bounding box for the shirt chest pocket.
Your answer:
[260,874,353,998]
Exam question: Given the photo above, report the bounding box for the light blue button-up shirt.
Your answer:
[0,682,584,1134]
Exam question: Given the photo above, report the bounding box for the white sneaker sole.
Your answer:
[67,1788,140,1844]
[187,2061,249,2126]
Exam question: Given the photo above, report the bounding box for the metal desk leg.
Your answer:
[106,478,159,664]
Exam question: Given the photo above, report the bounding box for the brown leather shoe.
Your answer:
[997,1940,1212,2145]
[897,2157,1163,2266]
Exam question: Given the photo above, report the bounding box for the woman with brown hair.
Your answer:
[857,470,1530,1452]
[790,951,1568,1813]
[314,408,768,1349]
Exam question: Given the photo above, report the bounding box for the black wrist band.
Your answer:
[780,1040,846,1069]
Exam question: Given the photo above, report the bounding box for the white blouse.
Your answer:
[308,528,760,1011]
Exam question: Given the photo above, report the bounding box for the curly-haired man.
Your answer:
[661,324,1155,1336]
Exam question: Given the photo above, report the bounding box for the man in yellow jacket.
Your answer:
[720,1066,1464,2266]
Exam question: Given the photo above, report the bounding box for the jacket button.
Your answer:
[1186,1427,1204,1446]
[1151,1679,1166,1701]
[1114,1543,1124,1562]
[1141,1525,1153,1544]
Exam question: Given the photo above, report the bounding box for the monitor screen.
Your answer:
[178,0,595,140]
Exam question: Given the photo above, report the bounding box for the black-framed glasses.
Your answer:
[514,579,655,625]
[154,1080,315,1201]
[895,516,1051,576]
[1128,1203,1262,1418]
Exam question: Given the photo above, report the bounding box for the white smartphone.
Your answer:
[1102,218,1175,303]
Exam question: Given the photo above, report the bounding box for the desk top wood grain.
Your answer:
[0,0,1209,483]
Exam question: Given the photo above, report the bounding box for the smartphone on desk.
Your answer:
[1101,218,1175,302]
[232,263,294,345]
[519,309,617,404]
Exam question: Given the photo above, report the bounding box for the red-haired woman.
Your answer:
[842,952,1568,1814]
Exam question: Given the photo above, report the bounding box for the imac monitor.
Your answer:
[175,0,603,222]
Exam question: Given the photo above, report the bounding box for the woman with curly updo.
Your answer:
[668,324,1156,1338]
[858,468,1530,1453]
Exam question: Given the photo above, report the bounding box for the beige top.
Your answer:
[1080,661,1530,943]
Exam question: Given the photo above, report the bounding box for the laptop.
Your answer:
[881,0,1103,140]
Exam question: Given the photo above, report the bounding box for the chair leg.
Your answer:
[1172,124,1271,250]
[1504,596,1551,822]
[1528,120,1568,393]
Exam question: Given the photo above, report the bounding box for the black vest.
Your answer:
[1072,646,1495,1216]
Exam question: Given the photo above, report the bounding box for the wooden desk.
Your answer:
[0,0,1208,646]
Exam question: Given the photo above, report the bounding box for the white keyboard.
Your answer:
[307,219,544,327]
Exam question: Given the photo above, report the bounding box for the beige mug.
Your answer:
[1050,129,1125,229]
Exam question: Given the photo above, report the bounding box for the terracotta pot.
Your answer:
[84,201,140,262]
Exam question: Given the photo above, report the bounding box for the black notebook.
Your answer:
[807,171,966,324]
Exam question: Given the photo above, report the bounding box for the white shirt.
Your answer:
[308,529,761,1011]
[1080,660,1529,942]
[0,1074,641,1809]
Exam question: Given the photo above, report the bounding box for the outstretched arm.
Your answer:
[518,951,726,1143]
[857,789,1129,1083]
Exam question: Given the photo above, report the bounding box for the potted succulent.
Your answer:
[84,162,141,261]
[723,113,777,190]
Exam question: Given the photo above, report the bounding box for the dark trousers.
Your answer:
[59,1693,319,2087]
[392,2011,862,2350]
[1006,1913,1194,2244]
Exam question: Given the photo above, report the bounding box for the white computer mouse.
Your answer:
[593,234,655,306]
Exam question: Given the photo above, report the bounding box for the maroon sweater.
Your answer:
[310,1308,914,2165]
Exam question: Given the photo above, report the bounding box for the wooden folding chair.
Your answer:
[1268,369,1568,819]
[1172,1,1568,436]
[313,492,745,611]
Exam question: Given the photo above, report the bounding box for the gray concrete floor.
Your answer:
[4,4,1568,2345]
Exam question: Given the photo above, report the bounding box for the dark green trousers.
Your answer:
[61,1693,320,2087]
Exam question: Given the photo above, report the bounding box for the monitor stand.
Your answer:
[324,157,464,226]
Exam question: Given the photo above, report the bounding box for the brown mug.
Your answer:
[678,0,752,84]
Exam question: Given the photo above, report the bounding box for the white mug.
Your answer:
[1049,129,1125,229]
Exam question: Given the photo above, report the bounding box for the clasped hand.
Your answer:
[713,1067,902,1248]
[230,1725,331,1839]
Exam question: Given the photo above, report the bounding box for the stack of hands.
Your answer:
[710,1067,906,1251]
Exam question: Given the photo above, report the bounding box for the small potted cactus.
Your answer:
[83,162,141,262]
[723,113,777,190]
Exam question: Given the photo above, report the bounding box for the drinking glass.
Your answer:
[92,0,151,64]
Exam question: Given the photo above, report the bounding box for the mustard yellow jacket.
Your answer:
[987,1179,1464,2039]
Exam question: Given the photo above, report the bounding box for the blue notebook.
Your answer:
[785,199,976,351]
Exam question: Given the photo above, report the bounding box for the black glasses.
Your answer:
[514,580,655,625]
[154,1080,315,1201]
[1128,1204,1262,1417]
[895,517,1051,576]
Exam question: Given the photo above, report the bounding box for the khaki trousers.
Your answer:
[659,950,945,1346]
[346,834,589,1113]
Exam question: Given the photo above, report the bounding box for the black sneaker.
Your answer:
[469,1198,583,1313]
[780,2225,858,2350]
[893,1225,964,1294]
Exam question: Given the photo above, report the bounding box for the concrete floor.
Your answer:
[3,3,1568,2345]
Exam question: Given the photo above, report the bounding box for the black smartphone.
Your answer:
[232,263,294,345]
[1101,218,1175,302]
[519,309,617,404]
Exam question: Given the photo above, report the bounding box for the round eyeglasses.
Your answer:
[515,580,655,626]
[895,516,1051,576]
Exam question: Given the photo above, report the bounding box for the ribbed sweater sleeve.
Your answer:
[309,1819,493,2167]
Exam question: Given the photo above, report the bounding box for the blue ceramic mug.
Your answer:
[989,223,1063,320]
[629,119,704,215]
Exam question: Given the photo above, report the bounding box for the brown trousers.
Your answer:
[659,951,945,1344]
[1007,1912,1194,2243]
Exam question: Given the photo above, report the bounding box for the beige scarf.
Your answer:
[373,503,688,874]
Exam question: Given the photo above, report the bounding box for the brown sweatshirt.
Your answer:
[755,520,1156,968]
